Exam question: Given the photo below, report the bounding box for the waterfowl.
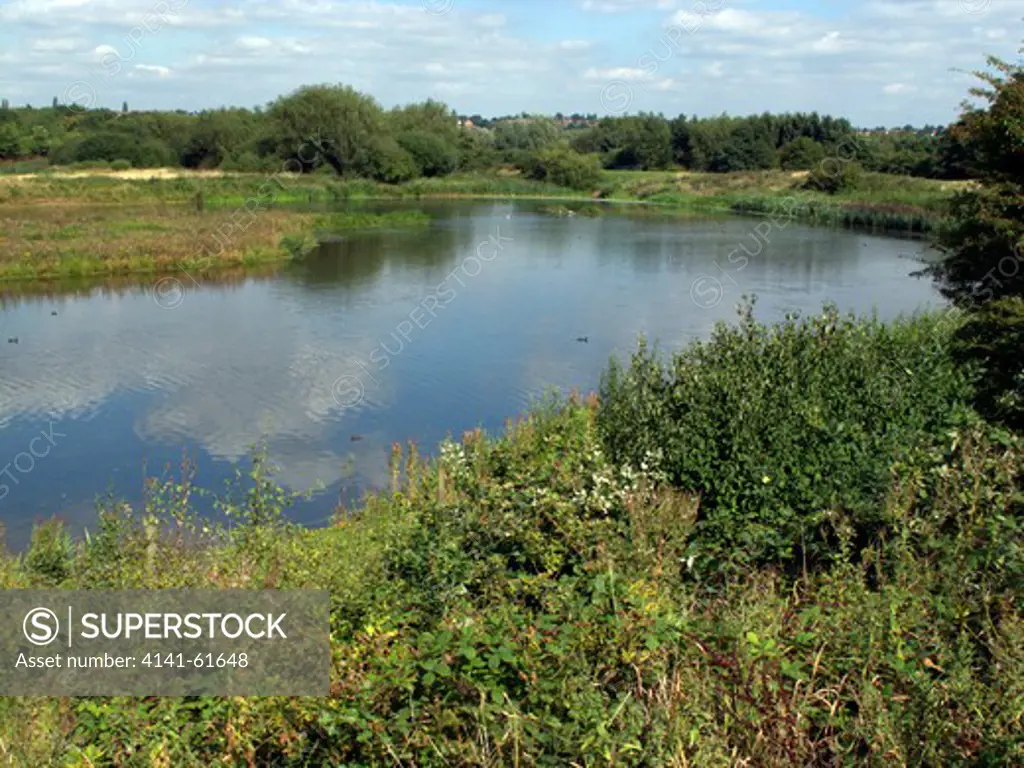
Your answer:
[350,434,364,442]
[576,336,588,343]
[51,311,58,316]
[7,338,18,344]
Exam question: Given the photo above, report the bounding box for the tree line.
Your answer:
[0,84,973,186]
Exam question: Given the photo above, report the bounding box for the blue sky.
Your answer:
[0,0,1021,125]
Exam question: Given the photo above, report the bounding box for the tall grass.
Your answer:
[0,206,432,281]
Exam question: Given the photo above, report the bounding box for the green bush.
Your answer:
[365,136,418,183]
[24,519,73,585]
[0,379,1019,764]
[952,296,1024,430]
[779,136,827,170]
[520,146,603,191]
[804,159,863,194]
[220,150,270,173]
[396,130,459,177]
[597,301,975,569]
[109,159,132,171]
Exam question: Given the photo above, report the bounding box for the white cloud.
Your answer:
[31,38,82,53]
[236,36,273,51]
[0,0,1022,124]
[132,64,171,77]
[884,82,916,95]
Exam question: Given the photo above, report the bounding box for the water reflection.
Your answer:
[0,201,941,546]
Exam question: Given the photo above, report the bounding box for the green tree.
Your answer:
[181,109,260,169]
[268,84,386,176]
[364,136,417,183]
[396,131,458,177]
[931,55,1024,427]
[520,145,603,190]
[779,136,826,170]
[932,56,1024,304]
[493,119,561,163]
[0,123,26,158]
[388,99,459,143]
[709,122,776,172]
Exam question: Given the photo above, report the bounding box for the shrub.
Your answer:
[365,137,418,184]
[109,159,131,171]
[24,519,73,585]
[220,150,269,173]
[952,296,1024,430]
[597,300,975,570]
[396,131,458,177]
[779,136,827,170]
[803,160,863,194]
[520,146,603,191]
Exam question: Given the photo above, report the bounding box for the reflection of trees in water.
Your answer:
[0,265,284,307]
[291,216,477,294]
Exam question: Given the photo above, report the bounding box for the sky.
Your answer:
[0,0,1021,126]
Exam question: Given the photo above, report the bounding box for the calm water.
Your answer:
[0,200,941,545]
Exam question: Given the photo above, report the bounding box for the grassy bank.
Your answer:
[0,306,1019,765]
[603,169,956,234]
[0,168,955,235]
[0,206,430,281]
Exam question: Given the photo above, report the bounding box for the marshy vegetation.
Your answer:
[0,204,433,281]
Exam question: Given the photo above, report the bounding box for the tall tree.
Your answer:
[931,54,1024,428]
[268,84,386,176]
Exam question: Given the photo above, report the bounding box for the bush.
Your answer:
[220,150,269,173]
[365,137,418,184]
[952,296,1024,430]
[779,137,827,170]
[520,146,603,191]
[109,159,132,171]
[396,131,458,177]
[24,519,73,584]
[803,160,863,194]
[597,300,975,569]
[52,132,174,168]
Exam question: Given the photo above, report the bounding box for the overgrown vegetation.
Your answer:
[0,305,1019,764]
[0,205,432,280]
[598,301,975,570]
[930,56,1024,432]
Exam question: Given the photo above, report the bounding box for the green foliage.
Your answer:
[180,109,263,169]
[708,123,777,172]
[520,145,603,190]
[930,57,1024,435]
[597,300,975,569]
[779,136,827,170]
[364,135,418,183]
[804,160,863,194]
[109,159,131,171]
[51,131,173,168]
[0,122,28,159]
[268,83,386,176]
[395,130,459,177]
[933,58,1024,304]
[492,119,562,162]
[0,376,1019,764]
[24,518,73,585]
[588,114,674,170]
[951,296,1024,430]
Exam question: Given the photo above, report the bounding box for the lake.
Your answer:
[0,200,942,545]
